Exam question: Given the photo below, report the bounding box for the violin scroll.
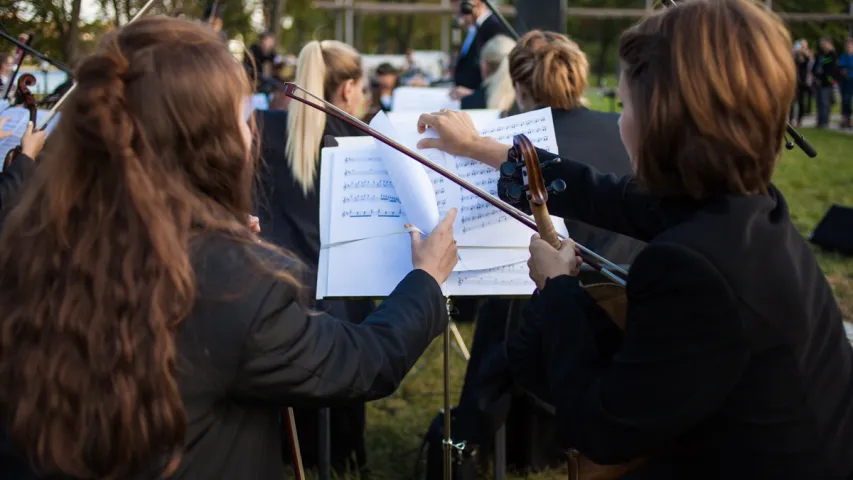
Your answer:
[3,74,38,170]
[510,134,562,249]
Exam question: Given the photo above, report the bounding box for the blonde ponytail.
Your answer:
[481,35,517,113]
[286,40,362,195]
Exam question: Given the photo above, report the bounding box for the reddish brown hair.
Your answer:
[619,0,795,200]
[0,16,298,480]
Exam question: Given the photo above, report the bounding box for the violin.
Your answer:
[3,74,38,170]
[506,135,629,328]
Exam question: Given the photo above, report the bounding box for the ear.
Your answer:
[341,79,356,104]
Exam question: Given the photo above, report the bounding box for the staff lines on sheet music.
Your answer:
[342,193,400,204]
[455,263,529,286]
[342,208,404,218]
[343,179,395,190]
[344,168,387,176]
[343,156,383,163]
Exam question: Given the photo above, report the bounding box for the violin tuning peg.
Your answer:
[506,183,529,203]
[547,179,567,194]
[499,161,522,178]
[539,158,562,169]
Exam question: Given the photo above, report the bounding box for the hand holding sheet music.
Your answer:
[316,108,569,298]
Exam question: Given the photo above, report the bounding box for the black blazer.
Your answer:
[453,15,506,90]
[549,107,644,265]
[515,150,853,479]
[0,236,447,480]
[0,152,34,229]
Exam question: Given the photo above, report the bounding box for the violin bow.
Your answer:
[282,82,628,285]
[35,0,161,132]
[659,0,815,157]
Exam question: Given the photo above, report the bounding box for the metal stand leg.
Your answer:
[318,408,331,480]
[494,423,506,480]
[443,299,453,480]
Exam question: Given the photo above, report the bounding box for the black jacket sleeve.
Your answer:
[0,152,35,227]
[232,269,447,407]
[500,148,665,242]
[536,243,749,464]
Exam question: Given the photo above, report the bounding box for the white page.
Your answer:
[391,86,460,113]
[334,136,375,149]
[387,109,502,138]
[325,233,414,298]
[369,111,440,234]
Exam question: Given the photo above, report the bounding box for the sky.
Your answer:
[81,0,100,23]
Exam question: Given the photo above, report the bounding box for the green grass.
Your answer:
[315,124,853,480]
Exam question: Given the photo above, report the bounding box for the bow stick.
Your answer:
[0,30,72,76]
[281,82,629,285]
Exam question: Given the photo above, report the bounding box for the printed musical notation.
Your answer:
[344,155,382,163]
[453,262,531,288]
[343,193,400,204]
[344,168,387,176]
[343,179,395,190]
[342,208,404,218]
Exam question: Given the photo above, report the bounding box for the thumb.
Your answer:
[417,138,442,150]
[439,208,458,228]
[407,223,423,246]
[24,121,33,136]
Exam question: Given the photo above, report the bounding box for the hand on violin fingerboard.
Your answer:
[21,122,45,159]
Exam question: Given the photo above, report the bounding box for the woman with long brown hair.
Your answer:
[0,16,457,480]
[417,0,853,478]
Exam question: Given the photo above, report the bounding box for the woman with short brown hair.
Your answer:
[417,0,853,477]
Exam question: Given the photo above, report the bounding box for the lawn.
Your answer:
[320,123,853,480]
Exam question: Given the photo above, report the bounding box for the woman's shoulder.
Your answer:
[190,233,302,310]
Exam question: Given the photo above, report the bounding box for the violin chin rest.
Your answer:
[581,282,628,329]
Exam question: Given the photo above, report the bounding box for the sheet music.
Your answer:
[325,149,409,244]
[316,108,568,298]
[387,109,502,138]
[453,108,566,248]
[0,107,58,170]
[391,86,460,113]
[369,112,440,234]
[450,261,535,296]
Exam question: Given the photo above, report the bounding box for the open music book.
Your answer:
[0,106,60,171]
[316,107,567,298]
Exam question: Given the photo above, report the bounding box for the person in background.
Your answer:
[244,31,280,93]
[837,37,853,129]
[0,54,12,96]
[451,0,508,90]
[455,35,517,115]
[370,62,399,114]
[255,39,393,476]
[399,49,430,86]
[202,2,227,42]
[790,40,813,128]
[812,37,837,128]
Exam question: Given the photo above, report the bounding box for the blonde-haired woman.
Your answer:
[254,39,379,475]
[457,34,517,115]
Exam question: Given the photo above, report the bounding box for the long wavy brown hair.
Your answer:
[0,16,297,479]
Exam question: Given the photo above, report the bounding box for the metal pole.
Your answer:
[443,297,453,480]
[335,0,344,42]
[441,0,450,54]
[344,0,354,46]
